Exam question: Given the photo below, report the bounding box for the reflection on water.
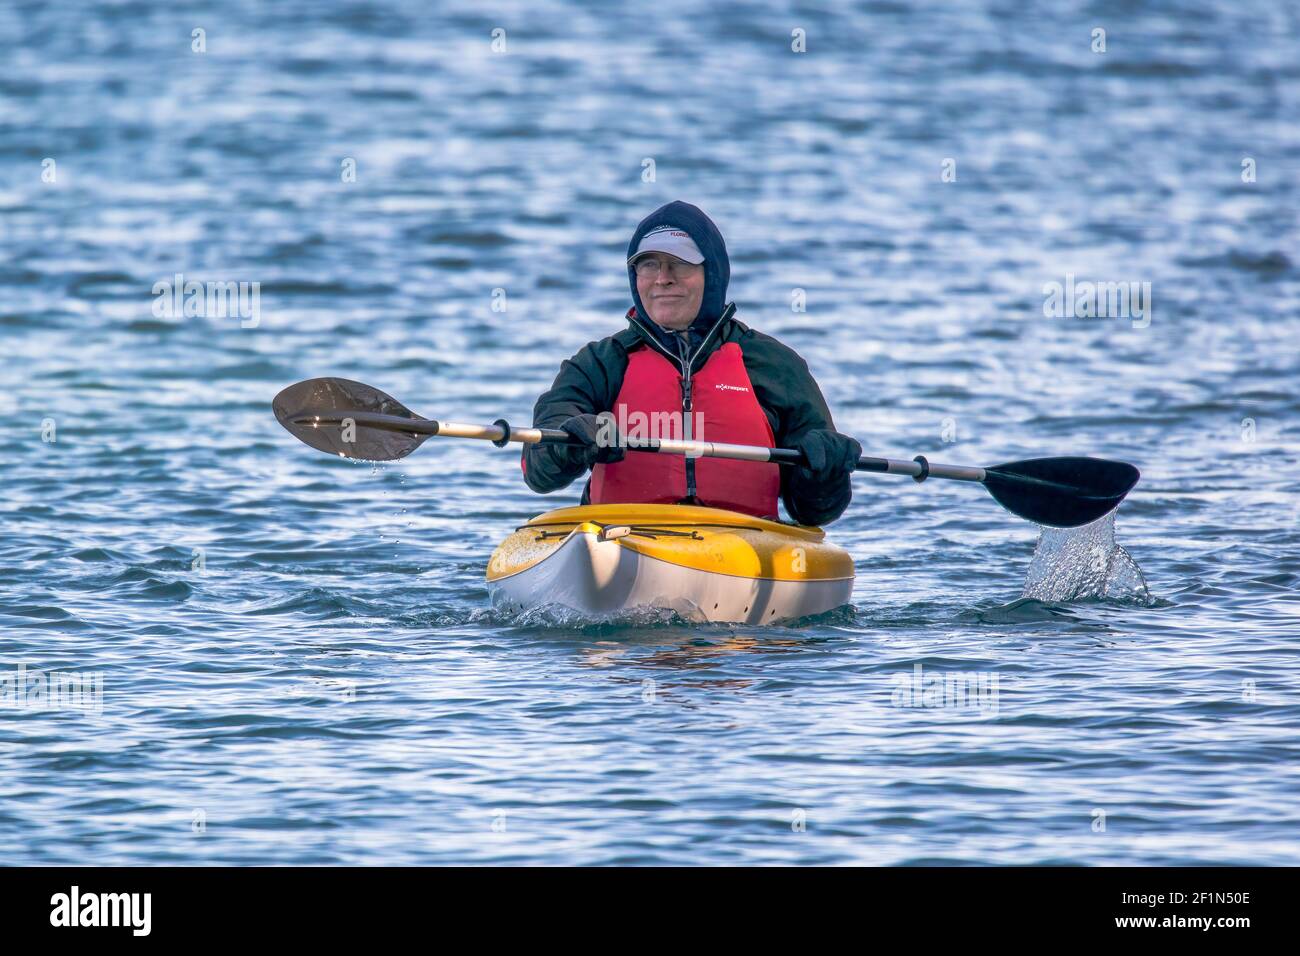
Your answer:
[580,632,828,673]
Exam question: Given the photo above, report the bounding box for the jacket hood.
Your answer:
[626,201,731,354]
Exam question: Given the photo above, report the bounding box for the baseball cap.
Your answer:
[627,224,705,265]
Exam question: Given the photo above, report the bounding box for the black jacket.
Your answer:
[523,200,852,526]
[522,309,853,525]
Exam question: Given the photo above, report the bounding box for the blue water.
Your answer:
[2,0,1298,864]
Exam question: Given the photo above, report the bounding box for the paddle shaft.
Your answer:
[290,410,989,484]
[275,377,1139,527]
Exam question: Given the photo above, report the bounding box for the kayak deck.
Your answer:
[487,503,854,624]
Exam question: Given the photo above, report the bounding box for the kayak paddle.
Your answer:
[273,377,1139,528]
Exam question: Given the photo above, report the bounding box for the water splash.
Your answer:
[477,599,857,631]
[1021,512,1152,604]
[482,600,700,630]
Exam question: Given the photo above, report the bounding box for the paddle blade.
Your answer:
[273,377,428,461]
[983,456,1140,528]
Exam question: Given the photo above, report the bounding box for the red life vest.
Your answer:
[589,340,781,518]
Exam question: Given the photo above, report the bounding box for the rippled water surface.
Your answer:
[2,0,1298,864]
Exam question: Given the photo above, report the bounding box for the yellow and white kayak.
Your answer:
[486,503,854,624]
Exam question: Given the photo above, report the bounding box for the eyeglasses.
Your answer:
[633,256,702,278]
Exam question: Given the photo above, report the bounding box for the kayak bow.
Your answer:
[487,503,855,623]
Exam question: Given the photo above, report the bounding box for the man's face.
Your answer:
[634,253,705,331]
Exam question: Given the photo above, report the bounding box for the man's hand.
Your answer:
[792,428,861,485]
[559,413,626,468]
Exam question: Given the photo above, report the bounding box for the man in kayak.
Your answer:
[521,200,861,525]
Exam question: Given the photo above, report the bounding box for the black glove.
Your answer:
[792,428,861,485]
[559,413,625,468]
